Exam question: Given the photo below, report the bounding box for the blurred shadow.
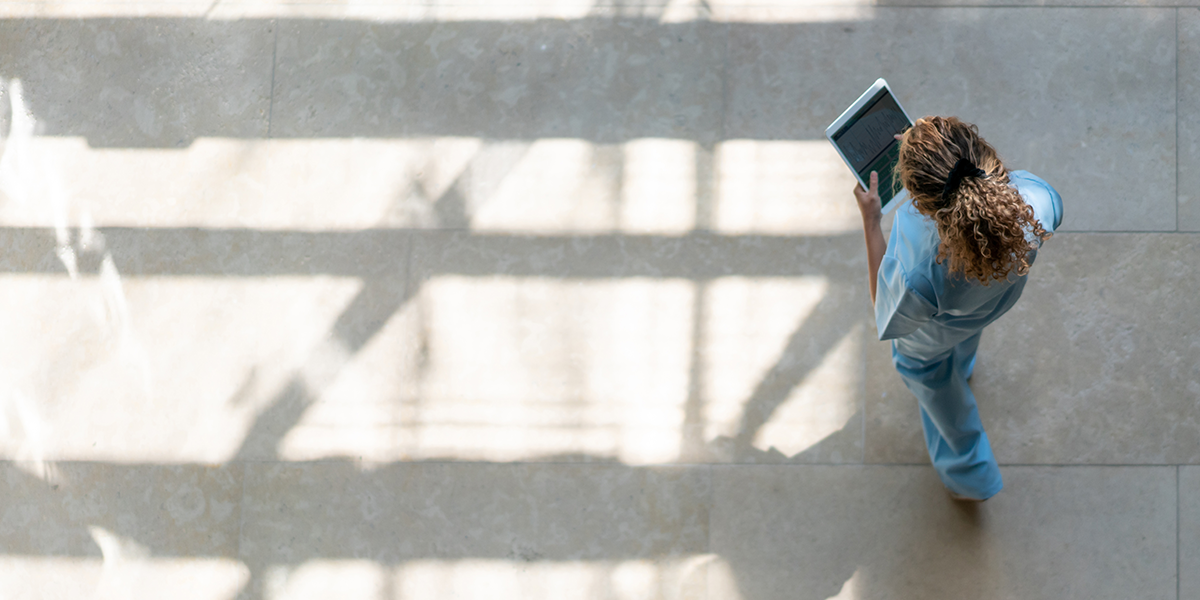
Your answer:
[0,17,734,147]
[231,277,413,461]
[0,458,995,600]
[728,280,862,451]
[711,465,994,600]
[0,9,1040,600]
[0,225,879,600]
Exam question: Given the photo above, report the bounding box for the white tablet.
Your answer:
[826,78,914,213]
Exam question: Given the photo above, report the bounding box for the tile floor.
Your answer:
[0,1,1196,599]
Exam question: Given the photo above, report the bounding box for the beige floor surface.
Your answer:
[0,2,1197,599]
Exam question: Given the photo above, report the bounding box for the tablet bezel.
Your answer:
[825,78,914,214]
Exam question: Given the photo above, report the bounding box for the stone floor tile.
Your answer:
[409,230,867,464]
[862,327,926,464]
[0,18,273,147]
[0,229,411,464]
[1179,8,1200,232]
[270,18,725,145]
[710,465,1176,600]
[0,135,860,236]
[0,137,477,231]
[0,461,247,598]
[712,139,863,235]
[0,557,249,600]
[727,8,1176,232]
[0,461,242,558]
[866,233,1200,465]
[1183,466,1200,600]
[0,1,682,20]
[238,462,711,599]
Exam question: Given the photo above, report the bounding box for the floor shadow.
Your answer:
[0,458,999,600]
[728,280,863,451]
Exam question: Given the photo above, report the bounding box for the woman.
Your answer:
[853,116,1063,501]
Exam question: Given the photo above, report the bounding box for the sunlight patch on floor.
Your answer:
[0,557,248,600]
[0,136,860,234]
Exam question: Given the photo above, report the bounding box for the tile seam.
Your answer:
[405,228,415,306]
[861,386,867,464]
[721,10,730,147]
[702,462,1187,467]
[858,4,1191,8]
[218,461,1185,468]
[267,20,279,139]
[704,462,1188,470]
[236,462,249,573]
[385,228,1200,234]
[594,2,1200,7]
[1054,230,1195,234]
[0,459,1192,467]
[1178,464,1182,600]
[706,462,713,598]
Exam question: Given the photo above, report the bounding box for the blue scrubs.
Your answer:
[874,171,1063,500]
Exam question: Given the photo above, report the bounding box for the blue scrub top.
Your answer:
[874,170,1064,357]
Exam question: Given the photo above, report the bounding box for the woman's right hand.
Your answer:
[853,171,882,226]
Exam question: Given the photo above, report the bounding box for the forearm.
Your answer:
[852,170,887,305]
[863,217,886,305]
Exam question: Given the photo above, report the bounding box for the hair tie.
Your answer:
[941,158,987,204]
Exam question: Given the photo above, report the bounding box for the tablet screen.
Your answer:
[831,88,911,207]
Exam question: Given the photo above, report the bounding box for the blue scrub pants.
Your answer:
[891,331,1003,500]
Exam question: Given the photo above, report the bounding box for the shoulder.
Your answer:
[1008,170,1063,231]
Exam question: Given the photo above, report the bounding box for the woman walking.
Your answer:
[853,116,1063,501]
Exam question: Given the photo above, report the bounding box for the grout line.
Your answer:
[1054,230,1196,234]
[267,21,279,139]
[422,227,1198,234]
[720,15,730,146]
[894,462,1191,467]
[1176,10,1185,232]
[703,462,1199,470]
[264,227,1200,235]
[236,462,249,569]
[860,342,868,465]
[405,228,415,293]
[714,462,1191,468]
[1178,465,1182,600]
[706,463,714,576]
[863,4,1197,8]
[0,458,1195,468]
[3,459,1194,470]
[43,225,1200,236]
[234,460,1187,468]
[861,396,867,465]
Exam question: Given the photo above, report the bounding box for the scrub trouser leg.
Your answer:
[891,331,1002,500]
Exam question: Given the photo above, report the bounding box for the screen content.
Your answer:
[833,89,910,206]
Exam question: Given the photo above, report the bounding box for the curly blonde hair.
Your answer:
[896,116,1049,284]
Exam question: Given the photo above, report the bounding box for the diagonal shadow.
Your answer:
[230,136,542,462]
[427,142,534,229]
[0,6,1160,600]
[724,279,866,458]
[231,276,413,461]
[0,221,871,600]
